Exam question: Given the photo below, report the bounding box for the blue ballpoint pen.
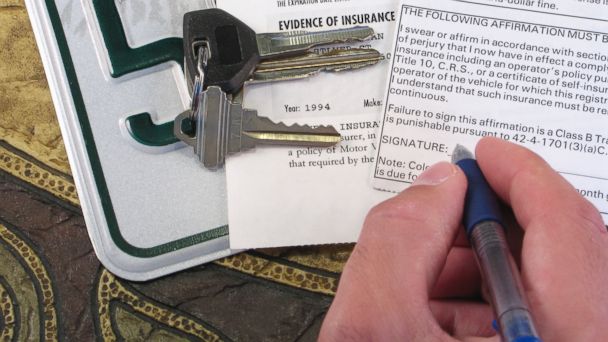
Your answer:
[452,145,541,342]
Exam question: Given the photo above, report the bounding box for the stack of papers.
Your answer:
[218,0,608,249]
[218,0,397,248]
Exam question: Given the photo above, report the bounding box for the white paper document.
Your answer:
[217,0,397,248]
[373,0,608,223]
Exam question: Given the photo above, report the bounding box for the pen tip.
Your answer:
[451,144,474,163]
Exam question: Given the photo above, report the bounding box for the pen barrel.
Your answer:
[470,221,540,342]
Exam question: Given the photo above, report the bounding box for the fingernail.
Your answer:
[412,162,457,186]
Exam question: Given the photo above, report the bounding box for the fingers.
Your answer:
[475,137,605,234]
[360,162,467,296]
[475,137,608,340]
[320,162,468,340]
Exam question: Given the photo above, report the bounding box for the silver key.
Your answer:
[184,8,382,94]
[174,86,341,170]
[250,49,383,84]
[249,27,381,88]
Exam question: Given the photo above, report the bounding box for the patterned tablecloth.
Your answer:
[0,1,355,340]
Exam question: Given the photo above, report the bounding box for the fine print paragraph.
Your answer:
[376,5,608,171]
[373,1,608,219]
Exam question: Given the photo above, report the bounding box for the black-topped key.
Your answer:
[183,8,377,94]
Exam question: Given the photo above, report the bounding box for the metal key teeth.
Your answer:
[251,49,383,83]
[241,113,341,150]
[238,106,342,154]
[275,27,374,45]
[257,26,375,57]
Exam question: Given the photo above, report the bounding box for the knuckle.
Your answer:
[366,194,427,224]
[320,321,368,341]
[570,197,604,232]
[348,242,371,266]
[366,200,396,220]
[341,244,379,285]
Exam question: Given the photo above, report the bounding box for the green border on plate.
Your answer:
[45,0,228,257]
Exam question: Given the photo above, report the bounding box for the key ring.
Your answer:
[190,43,210,119]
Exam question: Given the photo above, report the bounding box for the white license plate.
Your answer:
[26,0,237,280]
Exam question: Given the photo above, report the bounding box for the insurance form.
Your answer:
[217,0,396,248]
[373,0,608,223]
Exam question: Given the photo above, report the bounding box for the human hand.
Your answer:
[319,137,608,341]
